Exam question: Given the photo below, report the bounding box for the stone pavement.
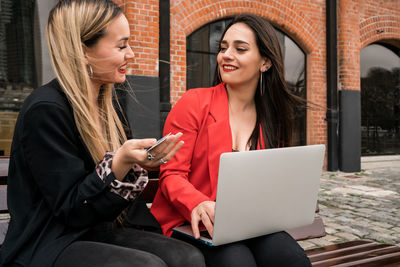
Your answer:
[298,155,400,250]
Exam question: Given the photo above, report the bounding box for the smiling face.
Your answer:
[217,22,268,90]
[84,14,134,88]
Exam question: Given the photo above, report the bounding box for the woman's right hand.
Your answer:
[111,133,184,180]
[191,200,215,239]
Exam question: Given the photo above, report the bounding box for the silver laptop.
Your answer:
[172,144,325,246]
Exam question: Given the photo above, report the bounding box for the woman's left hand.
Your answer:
[191,200,215,239]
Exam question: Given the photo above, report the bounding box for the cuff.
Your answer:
[96,151,149,201]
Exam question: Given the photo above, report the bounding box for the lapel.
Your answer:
[207,83,232,199]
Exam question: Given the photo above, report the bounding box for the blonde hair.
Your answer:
[46,0,127,163]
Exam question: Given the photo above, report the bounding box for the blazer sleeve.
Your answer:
[21,101,129,227]
[159,89,212,221]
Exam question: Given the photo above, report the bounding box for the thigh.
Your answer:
[247,231,312,267]
[173,233,257,267]
[54,241,167,267]
[103,227,205,267]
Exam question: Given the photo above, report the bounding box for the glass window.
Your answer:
[187,18,306,145]
[361,43,400,155]
[0,0,36,156]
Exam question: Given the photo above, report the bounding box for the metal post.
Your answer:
[326,0,339,171]
[159,0,171,135]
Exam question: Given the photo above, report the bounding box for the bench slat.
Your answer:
[305,240,373,256]
[333,252,400,267]
[309,243,395,262]
[307,241,400,267]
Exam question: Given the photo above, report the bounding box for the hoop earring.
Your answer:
[87,64,94,78]
[260,72,265,96]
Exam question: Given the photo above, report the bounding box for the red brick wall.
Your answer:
[338,0,400,92]
[118,0,400,150]
[117,0,159,76]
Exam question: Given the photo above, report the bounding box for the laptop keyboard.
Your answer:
[200,230,212,239]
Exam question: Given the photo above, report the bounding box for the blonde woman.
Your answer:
[0,0,205,266]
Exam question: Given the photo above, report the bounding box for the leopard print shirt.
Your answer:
[95,151,148,201]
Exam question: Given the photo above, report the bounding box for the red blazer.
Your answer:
[150,83,263,236]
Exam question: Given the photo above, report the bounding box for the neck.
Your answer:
[226,83,256,112]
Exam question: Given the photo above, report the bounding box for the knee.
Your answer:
[180,248,205,267]
[115,251,168,267]
[206,243,257,267]
[165,241,205,267]
[252,232,311,267]
[140,256,168,267]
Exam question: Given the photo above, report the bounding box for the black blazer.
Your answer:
[0,80,131,266]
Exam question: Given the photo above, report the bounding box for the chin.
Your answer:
[115,76,127,84]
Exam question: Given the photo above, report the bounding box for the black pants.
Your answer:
[54,225,205,267]
[173,231,311,267]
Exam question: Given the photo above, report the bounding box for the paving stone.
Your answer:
[368,232,399,244]
[370,221,394,229]
[298,240,316,250]
[323,234,342,242]
[308,238,336,247]
[306,161,400,249]
[335,232,359,241]
[324,227,338,235]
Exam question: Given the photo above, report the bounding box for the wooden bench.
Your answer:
[1,157,400,266]
[306,240,400,266]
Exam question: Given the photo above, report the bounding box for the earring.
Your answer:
[260,72,265,96]
[87,64,94,78]
[217,67,222,83]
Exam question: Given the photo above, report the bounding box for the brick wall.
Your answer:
[338,0,400,91]
[117,0,159,77]
[118,0,400,147]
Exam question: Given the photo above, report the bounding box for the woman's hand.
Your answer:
[191,200,215,239]
[112,132,184,180]
[140,132,184,171]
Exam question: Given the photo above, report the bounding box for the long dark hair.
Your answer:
[213,13,304,149]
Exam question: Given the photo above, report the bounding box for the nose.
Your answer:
[126,45,134,59]
[221,47,233,60]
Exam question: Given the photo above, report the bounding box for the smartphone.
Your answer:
[146,132,171,152]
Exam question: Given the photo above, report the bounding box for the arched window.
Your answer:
[0,0,37,156]
[361,43,400,155]
[186,18,306,145]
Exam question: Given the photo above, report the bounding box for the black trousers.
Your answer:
[54,224,205,267]
[173,231,312,267]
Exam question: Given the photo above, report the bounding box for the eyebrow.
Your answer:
[119,37,129,41]
[220,40,250,45]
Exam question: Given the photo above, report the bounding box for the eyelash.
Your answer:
[119,45,127,50]
[219,47,247,52]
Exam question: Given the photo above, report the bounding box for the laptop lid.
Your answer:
[173,144,325,246]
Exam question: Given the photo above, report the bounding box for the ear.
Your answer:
[260,58,272,72]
